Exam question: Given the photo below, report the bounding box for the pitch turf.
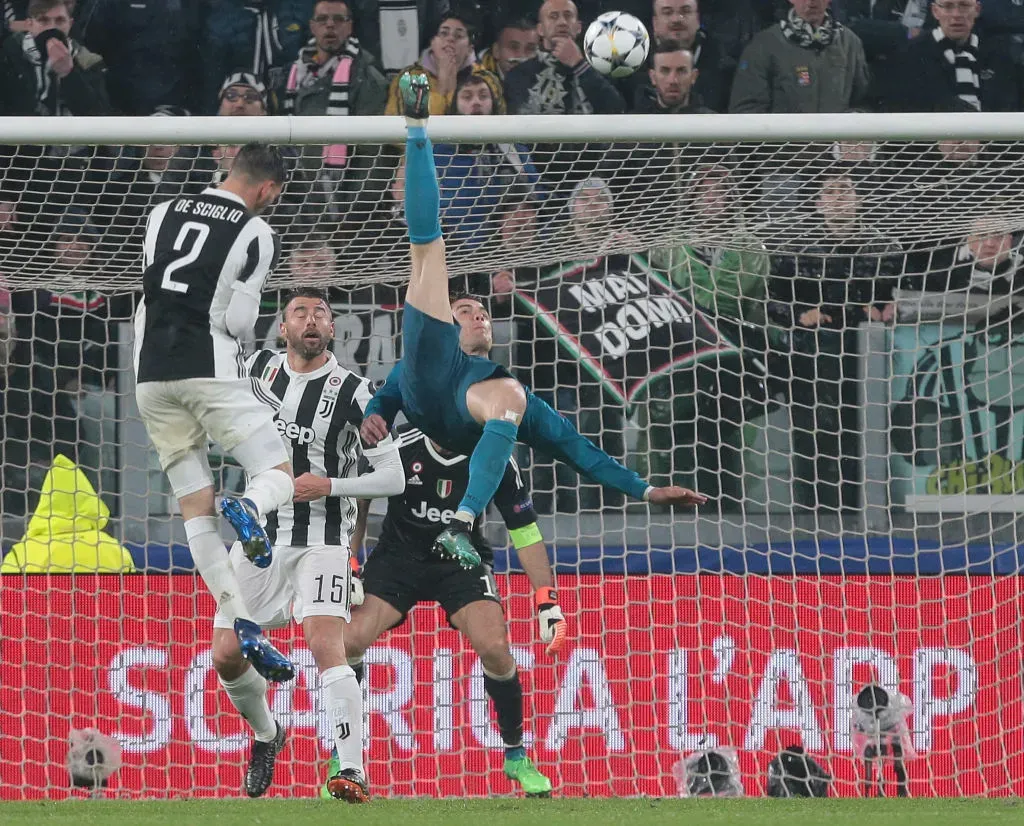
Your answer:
[2,799,1024,826]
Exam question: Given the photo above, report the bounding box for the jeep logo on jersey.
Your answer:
[410,501,456,524]
[275,419,315,445]
[437,479,453,498]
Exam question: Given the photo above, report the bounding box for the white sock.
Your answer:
[243,468,294,519]
[321,665,363,774]
[219,666,277,742]
[184,516,250,621]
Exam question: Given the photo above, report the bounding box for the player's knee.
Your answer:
[303,616,346,667]
[476,639,514,675]
[211,631,246,679]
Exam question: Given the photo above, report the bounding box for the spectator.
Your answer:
[634,41,714,112]
[200,0,312,113]
[0,0,109,116]
[347,0,450,76]
[897,223,1024,298]
[276,0,391,226]
[479,16,539,82]
[633,0,733,112]
[729,0,870,113]
[646,164,769,509]
[766,173,901,511]
[876,0,1021,112]
[505,0,625,115]
[385,12,492,115]
[76,0,199,114]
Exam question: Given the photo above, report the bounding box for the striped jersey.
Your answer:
[245,349,373,546]
[134,187,280,383]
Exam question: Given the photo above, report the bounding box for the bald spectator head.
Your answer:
[651,0,700,49]
[932,0,979,44]
[537,0,581,52]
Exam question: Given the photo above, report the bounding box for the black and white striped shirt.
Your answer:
[245,349,373,546]
[135,188,280,383]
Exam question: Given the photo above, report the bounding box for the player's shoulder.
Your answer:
[325,358,373,397]
[245,348,285,377]
[395,423,426,448]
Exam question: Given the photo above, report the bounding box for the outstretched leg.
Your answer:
[399,72,451,323]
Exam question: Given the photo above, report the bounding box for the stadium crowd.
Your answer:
[0,0,1023,519]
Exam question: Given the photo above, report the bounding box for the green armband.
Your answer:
[508,522,543,550]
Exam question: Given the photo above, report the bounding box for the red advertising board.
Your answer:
[1,575,1021,799]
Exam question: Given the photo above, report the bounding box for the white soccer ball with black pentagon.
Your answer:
[583,11,650,78]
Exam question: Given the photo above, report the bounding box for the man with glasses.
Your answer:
[878,0,1021,111]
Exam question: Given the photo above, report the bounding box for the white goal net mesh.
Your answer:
[1,119,1022,799]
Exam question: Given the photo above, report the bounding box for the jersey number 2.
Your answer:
[161,221,210,293]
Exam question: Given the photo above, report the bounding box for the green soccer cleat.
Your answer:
[504,754,552,797]
[399,71,431,120]
[319,750,341,800]
[432,520,481,569]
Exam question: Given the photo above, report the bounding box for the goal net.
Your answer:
[1,113,1022,799]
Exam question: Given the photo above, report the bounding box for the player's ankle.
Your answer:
[405,117,427,129]
[505,745,526,761]
[453,509,475,527]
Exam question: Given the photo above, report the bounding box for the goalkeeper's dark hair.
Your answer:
[231,143,288,186]
[281,287,332,317]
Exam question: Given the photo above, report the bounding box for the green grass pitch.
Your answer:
[3,798,1024,826]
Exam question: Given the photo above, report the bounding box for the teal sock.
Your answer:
[505,746,526,761]
[458,418,519,519]
[405,126,442,244]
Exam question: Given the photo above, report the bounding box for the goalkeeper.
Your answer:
[361,72,706,569]
[330,423,562,797]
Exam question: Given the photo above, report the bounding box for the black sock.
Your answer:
[351,660,364,686]
[483,668,524,749]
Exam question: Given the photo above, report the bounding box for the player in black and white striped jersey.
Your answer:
[134,145,298,696]
[208,287,405,801]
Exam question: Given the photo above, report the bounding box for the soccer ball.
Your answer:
[583,11,650,79]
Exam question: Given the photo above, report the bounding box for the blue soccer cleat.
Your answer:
[233,618,295,683]
[221,496,272,569]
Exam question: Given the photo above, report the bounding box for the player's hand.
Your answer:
[360,413,388,447]
[799,307,832,327]
[535,587,568,657]
[349,558,365,607]
[550,36,583,67]
[46,38,74,78]
[293,472,331,502]
[648,486,708,507]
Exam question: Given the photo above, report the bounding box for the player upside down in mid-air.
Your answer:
[360,72,707,569]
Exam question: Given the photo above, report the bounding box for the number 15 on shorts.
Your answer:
[313,573,347,604]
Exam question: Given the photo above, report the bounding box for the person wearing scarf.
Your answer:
[729,0,869,113]
[877,0,1020,112]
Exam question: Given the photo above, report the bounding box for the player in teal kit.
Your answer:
[360,72,706,572]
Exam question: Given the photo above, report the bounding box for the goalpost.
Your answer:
[0,112,1022,799]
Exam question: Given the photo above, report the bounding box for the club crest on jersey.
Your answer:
[317,380,341,418]
[437,479,453,498]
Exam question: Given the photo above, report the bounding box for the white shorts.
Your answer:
[135,377,280,471]
[212,542,353,630]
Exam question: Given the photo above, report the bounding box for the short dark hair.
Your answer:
[450,290,487,308]
[498,16,536,34]
[28,0,69,17]
[649,38,692,68]
[230,143,288,186]
[281,287,332,317]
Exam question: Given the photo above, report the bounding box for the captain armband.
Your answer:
[508,522,543,550]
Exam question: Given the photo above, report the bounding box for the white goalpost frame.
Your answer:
[2,111,1023,800]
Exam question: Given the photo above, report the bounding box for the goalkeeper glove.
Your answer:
[349,555,365,607]
[535,586,567,657]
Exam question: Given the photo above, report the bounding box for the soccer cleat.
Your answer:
[432,519,481,569]
[504,754,553,797]
[233,618,295,683]
[220,496,272,569]
[244,721,286,798]
[319,748,341,800]
[326,767,370,803]
[399,71,431,120]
